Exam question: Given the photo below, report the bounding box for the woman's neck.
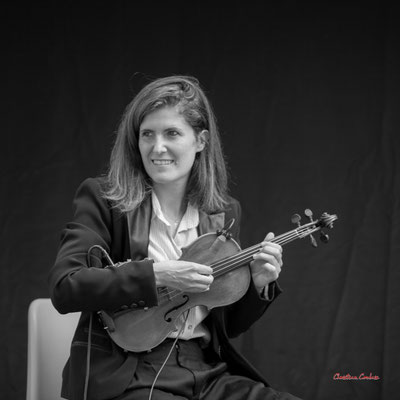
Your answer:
[152,183,187,222]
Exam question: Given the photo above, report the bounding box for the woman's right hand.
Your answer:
[153,260,214,293]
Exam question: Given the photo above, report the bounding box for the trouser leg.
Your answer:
[111,339,302,400]
[199,372,302,400]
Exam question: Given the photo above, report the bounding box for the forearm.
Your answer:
[49,255,158,314]
[48,177,159,314]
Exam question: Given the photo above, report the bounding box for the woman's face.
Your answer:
[138,106,205,190]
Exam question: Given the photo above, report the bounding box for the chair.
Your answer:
[26,298,80,400]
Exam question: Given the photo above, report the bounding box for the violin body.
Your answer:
[97,211,338,352]
[98,232,251,352]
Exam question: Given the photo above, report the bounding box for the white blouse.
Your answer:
[147,192,211,343]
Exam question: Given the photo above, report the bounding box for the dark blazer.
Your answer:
[48,177,281,400]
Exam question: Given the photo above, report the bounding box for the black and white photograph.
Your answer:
[2,3,399,400]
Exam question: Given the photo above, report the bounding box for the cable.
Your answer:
[148,311,189,400]
[83,312,92,400]
[87,244,115,266]
[85,244,190,400]
[83,245,114,400]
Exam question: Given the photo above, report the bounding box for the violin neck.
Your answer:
[211,223,320,278]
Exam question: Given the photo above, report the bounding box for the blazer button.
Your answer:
[130,303,138,308]
[138,300,145,306]
[120,305,129,310]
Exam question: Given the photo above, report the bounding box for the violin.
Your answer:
[97,209,338,352]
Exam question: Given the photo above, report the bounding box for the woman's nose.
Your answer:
[152,135,167,153]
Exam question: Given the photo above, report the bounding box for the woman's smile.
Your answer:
[152,159,175,166]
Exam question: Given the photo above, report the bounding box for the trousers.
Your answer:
[111,339,302,400]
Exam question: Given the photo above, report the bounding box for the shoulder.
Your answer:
[75,176,108,196]
[224,195,242,219]
[226,195,241,209]
[221,195,242,240]
[72,176,114,223]
[204,195,241,221]
[73,176,111,205]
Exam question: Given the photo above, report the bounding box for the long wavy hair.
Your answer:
[104,75,229,213]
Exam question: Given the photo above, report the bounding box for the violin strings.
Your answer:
[211,229,301,274]
[157,236,293,302]
[156,241,266,302]
[157,229,309,301]
[211,226,318,277]
[156,225,319,302]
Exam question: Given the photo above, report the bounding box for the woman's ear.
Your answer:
[196,130,208,152]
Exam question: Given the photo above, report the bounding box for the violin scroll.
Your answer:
[291,209,338,247]
[319,212,338,229]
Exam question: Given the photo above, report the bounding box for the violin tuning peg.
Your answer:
[304,209,314,219]
[310,234,318,248]
[291,214,301,226]
[320,231,329,244]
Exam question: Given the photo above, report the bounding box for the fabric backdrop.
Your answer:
[2,3,399,400]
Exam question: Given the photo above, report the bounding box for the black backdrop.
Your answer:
[2,3,399,400]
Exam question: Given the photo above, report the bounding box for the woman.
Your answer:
[48,75,301,400]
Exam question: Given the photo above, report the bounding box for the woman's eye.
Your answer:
[167,130,179,137]
[140,131,152,138]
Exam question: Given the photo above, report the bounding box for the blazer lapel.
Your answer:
[126,196,152,261]
[127,198,226,260]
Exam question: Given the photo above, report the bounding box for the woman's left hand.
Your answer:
[250,232,283,291]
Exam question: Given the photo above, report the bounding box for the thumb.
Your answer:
[265,232,275,241]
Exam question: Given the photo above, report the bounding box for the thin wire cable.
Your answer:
[146,226,319,397]
[85,222,323,399]
[83,246,110,400]
[83,313,92,400]
[148,311,189,400]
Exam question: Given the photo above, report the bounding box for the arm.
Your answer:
[48,178,159,314]
[222,200,282,338]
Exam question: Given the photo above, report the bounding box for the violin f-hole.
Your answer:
[164,295,189,322]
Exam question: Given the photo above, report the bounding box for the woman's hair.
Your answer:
[104,75,229,213]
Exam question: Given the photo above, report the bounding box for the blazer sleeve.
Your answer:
[222,198,282,338]
[48,177,158,314]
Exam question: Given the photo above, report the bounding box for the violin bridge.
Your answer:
[209,233,228,253]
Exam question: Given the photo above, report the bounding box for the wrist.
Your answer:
[153,261,167,286]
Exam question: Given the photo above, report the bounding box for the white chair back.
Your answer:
[26,298,80,400]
